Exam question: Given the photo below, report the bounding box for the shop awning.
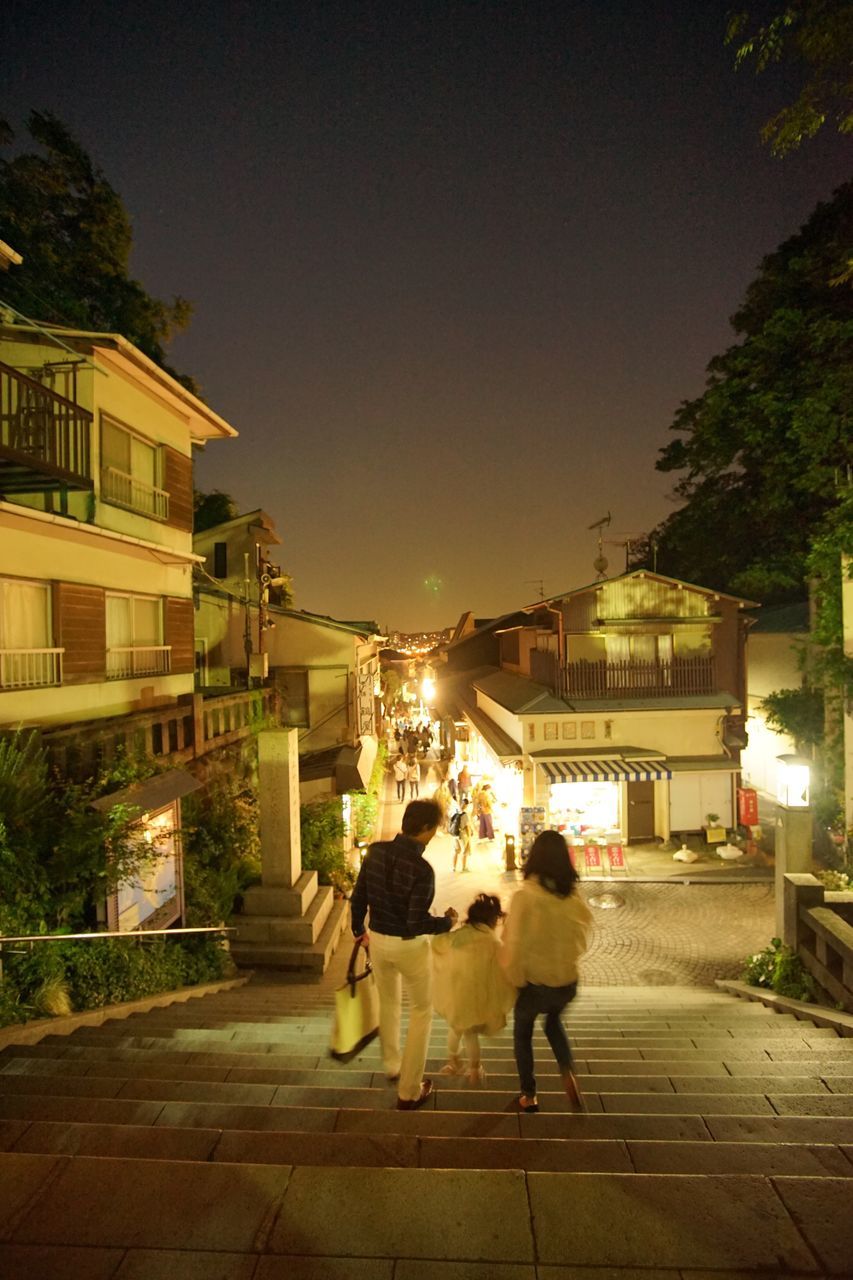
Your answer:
[541,759,671,783]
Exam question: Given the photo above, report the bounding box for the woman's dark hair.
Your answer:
[466,892,504,927]
[401,799,442,836]
[522,830,579,897]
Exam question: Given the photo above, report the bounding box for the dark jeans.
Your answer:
[396,780,406,800]
[513,981,578,1096]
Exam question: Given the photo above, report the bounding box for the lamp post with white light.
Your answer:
[775,753,812,934]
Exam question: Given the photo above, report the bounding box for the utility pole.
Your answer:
[242,552,252,689]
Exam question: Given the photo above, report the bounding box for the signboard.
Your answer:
[606,842,626,872]
[737,787,758,827]
[519,806,547,861]
[584,843,603,871]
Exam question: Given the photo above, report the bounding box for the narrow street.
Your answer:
[376,759,775,988]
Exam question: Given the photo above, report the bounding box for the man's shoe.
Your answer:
[396,1080,433,1110]
[517,1093,539,1113]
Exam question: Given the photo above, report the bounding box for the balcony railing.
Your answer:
[106,645,171,680]
[101,466,169,520]
[0,360,92,491]
[0,647,63,690]
[562,655,715,699]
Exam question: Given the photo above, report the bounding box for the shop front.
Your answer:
[537,757,672,846]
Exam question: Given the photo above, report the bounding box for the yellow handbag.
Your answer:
[329,941,379,1061]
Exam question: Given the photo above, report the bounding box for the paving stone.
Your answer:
[770,1094,853,1116]
[118,1077,278,1105]
[255,1257,394,1279]
[226,1067,375,1088]
[519,1113,711,1141]
[670,1075,827,1093]
[335,1108,520,1138]
[0,1095,164,1127]
[14,1121,220,1161]
[627,1139,853,1176]
[0,1242,124,1279]
[705,1115,853,1144]
[435,1087,604,1113]
[527,1172,818,1270]
[113,1250,257,1279]
[821,1076,853,1093]
[773,1176,853,1274]
[155,1101,338,1132]
[13,1155,293,1251]
[418,1135,633,1171]
[270,1166,534,1261]
[599,1092,774,1114]
[395,1264,536,1280]
[0,1120,30,1151]
[0,1153,64,1237]
[724,1059,844,1076]
[189,1053,323,1070]
[590,1059,730,1075]
[1,1056,93,1076]
[0,1073,126,1098]
[213,1129,418,1167]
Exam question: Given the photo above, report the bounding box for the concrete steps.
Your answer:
[1,979,852,1274]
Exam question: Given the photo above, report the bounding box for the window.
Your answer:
[100,415,168,520]
[278,668,309,727]
[213,543,228,578]
[581,720,595,740]
[544,722,559,741]
[562,722,577,740]
[528,723,535,741]
[0,578,61,689]
[106,593,168,679]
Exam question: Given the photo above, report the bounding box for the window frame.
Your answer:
[99,412,169,521]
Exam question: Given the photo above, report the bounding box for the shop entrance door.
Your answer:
[627,780,655,841]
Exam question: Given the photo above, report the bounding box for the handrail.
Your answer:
[0,925,234,945]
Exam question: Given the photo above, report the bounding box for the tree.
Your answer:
[0,111,199,393]
[193,489,239,533]
[646,181,853,603]
[728,1,853,154]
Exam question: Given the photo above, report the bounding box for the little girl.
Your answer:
[431,893,516,1084]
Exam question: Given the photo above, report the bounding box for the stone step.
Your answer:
[230,897,349,974]
[5,1117,851,1177]
[229,882,334,947]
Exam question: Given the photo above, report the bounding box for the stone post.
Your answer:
[781,872,824,951]
[775,807,813,936]
[258,728,302,888]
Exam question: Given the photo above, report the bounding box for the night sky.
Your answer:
[4,1,850,630]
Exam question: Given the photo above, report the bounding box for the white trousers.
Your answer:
[369,931,433,1102]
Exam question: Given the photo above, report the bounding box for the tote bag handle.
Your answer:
[346,941,373,996]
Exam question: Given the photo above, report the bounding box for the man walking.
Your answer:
[350,800,457,1109]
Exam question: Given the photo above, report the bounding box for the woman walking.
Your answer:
[503,831,592,1114]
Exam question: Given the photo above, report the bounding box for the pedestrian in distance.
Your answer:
[392,753,408,802]
[350,799,458,1109]
[406,754,420,799]
[432,893,515,1085]
[457,763,471,802]
[476,781,495,841]
[502,830,592,1115]
[433,777,452,830]
[450,799,473,872]
[419,723,432,757]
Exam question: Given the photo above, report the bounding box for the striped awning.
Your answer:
[542,759,671,783]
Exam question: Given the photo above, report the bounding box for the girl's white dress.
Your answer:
[432,923,516,1034]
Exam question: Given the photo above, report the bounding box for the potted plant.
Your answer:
[703,812,726,844]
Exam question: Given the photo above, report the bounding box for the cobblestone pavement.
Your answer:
[378,768,776,989]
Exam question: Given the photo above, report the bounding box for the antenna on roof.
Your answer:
[588,512,611,580]
[524,578,545,601]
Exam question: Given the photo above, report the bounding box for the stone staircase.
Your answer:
[0,967,851,1276]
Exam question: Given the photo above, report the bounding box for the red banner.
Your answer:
[607,843,625,870]
[584,843,602,870]
[737,787,758,826]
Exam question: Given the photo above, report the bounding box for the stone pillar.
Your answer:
[775,806,813,935]
[781,872,824,952]
[258,728,301,888]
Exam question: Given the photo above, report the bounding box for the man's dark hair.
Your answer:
[522,830,579,898]
[402,799,442,836]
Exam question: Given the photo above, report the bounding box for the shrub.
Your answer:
[742,937,815,1002]
[182,767,261,925]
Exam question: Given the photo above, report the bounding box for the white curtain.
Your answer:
[0,580,49,649]
[106,595,132,649]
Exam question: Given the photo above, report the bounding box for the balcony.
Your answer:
[0,648,63,690]
[0,361,93,497]
[101,466,169,520]
[562,655,715,699]
[106,646,171,680]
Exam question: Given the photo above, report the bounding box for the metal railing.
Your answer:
[106,644,171,680]
[101,465,169,520]
[562,655,715,699]
[0,359,92,485]
[0,647,63,689]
